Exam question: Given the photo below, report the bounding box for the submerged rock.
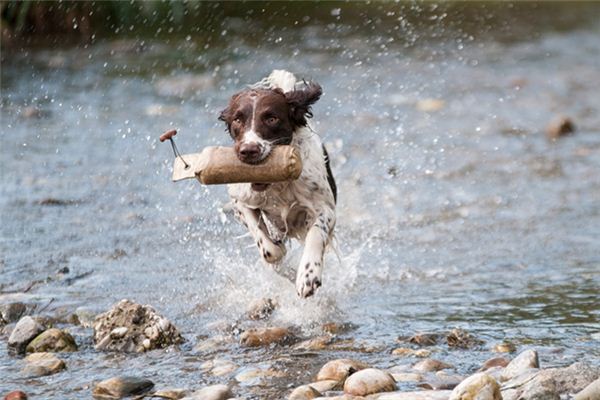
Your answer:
[450,373,501,400]
[93,299,183,353]
[492,342,516,353]
[181,384,232,400]
[479,357,510,372]
[400,332,442,346]
[289,385,321,400]
[500,349,539,381]
[316,358,369,382]
[92,376,154,399]
[0,302,27,325]
[8,316,45,354]
[201,358,238,376]
[26,328,77,352]
[343,368,396,396]
[293,335,335,351]
[239,327,295,347]
[22,352,66,377]
[446,328,483,349]
[308,380,340,392]
[392,347,432,357]
[413,358,453,372]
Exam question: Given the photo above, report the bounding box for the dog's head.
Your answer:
[219,81,322,164]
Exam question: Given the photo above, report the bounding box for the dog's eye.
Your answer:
[266,116,278,125]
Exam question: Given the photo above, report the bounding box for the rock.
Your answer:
[308,380,340,392]
[502,362,600,399]
[289,385,321,400]
[201,358,238,376]
[419,371,463,390]
[247,298,277,320]
[26,328,77,352]
[479,357,510,372]
[294,335,334,351]
[3,391,28,400]
[343,368,396,396]
[446,328,483,349]
[234,366,285,385]
[546,116,575,140]
[574,377,600,400]
[181,384,232,400]
[92,376,155,399]
[316,359,369,381]
[22,352,66,377]
[449,373,501,400]
[322,322,354,335]
[0,302,27,324]
[93,299,183,352]
[193,335,231,353]
[492,342,516,353]
[8,316,45,354]
[500,349,539,381]
[400,332,441,346]
[74,306,96,328]
[413,359,453,373]
[240,327,295,347]
[389,372,423,383]
[151,388,189,399]
[374,391,452,400]
[392,347,431,357]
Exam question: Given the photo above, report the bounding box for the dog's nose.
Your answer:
[239,143,261,162]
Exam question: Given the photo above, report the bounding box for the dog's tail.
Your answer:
[251,70,297,93]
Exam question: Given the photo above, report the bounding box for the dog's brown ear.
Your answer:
[218,92,243,129]
[285,81,322,127]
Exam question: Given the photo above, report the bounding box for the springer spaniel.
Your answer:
[219,70,336,298]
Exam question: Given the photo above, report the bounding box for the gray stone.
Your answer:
[574,378,600,400]
[501,349,539,381]
[449,373,501,400]
[181,384,232,400]
[151,388,189,399]
[22,352,66,377]
[93,299,183,353]
[343,368,396,396]
[289,385,321,400]
[0,302,27,324]
[8,316,45,354]
[26,328,77,352]
[316,359,369,382]
[92,376,154,399]
[413,358,453,372]
[371,390,452,400]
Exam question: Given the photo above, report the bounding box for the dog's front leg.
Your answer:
[296,209,335,298]
[233,201,286,264]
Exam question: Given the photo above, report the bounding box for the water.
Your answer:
[1,2,599,398]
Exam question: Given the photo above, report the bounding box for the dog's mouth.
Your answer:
[251,183,270,192]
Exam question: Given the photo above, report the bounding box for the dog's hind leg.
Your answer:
[296,209,335,298]
[233,201,286,264]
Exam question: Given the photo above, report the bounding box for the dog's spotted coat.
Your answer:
[219,70,336,298]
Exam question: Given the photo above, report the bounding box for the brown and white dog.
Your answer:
[219,70,336,298]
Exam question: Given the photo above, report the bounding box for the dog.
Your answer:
[219,70,336,298]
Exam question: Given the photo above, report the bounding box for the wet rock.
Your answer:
[181,384,232,400]
[247,297,277,320]
[4,391,28,400]
[294,335,334,351]
[546,116,575,140]
[492,342,516,353]
[193,335,231,353]
[389,372,423,384]
[201,358,238,376]
[22,352,66,377]
[0,302,27,325]
[92,376,155,399]
[374,391,453,400]
[8,316,45,354]
[309,380,341,392]
[151,388,189,399]
[574,377,600,400]
[479,357,510,372]
[240,326,295,347]
[420,371,463,390]
[343,368,396,396]
[502,362,600,400]
[93,299,183,353]
[234,365,286,385]
[400,332,441,346]
[449,373,501,400]
[289,385,321,400]
[316,359,369,382]
[26,328,77,352]
[322,322,354,335]
[500,349,539,381]
[413,358,453,373]
[446,328,483,349]
[392,347,431,357]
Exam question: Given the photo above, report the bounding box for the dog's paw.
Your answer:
[258,238,286,264]
[296,262,322,298]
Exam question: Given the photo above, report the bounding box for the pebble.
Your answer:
[413,358,453,372]
[234,366,285,385]
[289,385,321,400]
[374,391,452,400]
[479,357,510,372]
[420,371,463,390]
[0,302,27,324]
[93,376,154,399]
[26,328,78,352]
[316,359,369,381]
[180,384,232,400]
[391,347,431,357]
[293,335,334,351]
[402,332,441,346]
[22,352,66,377]
[8,316,45,354]
[239,327,294,347]
[308,380,340,392]
[446,328,483,348]
[343,368,396,396]
[151,388,189,399]
[93,299,183,353]
[574,377,600,400]
[449,373,501,400]
[322,322,354,335]
[389,372,423,383]
[193,335,231,353]
[546,116,575,140]
[201,358,238,376]
[3,391,28,400]
[492,342,516,353]
[500,349,539,381]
